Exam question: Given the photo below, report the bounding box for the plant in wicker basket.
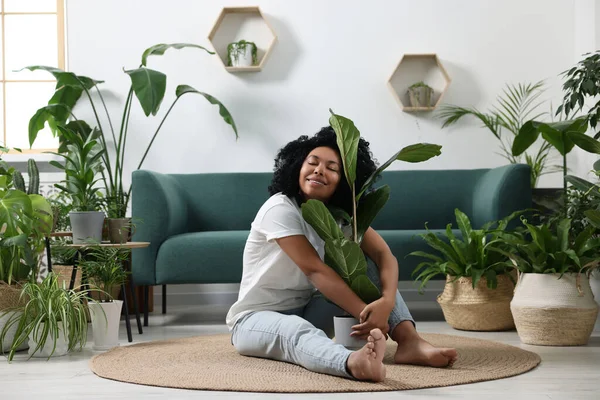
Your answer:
[409,208,522,331]
[499,217,600,345]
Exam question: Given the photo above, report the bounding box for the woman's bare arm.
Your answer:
[360,227,398,307]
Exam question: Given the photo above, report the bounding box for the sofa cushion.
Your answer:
[378,229,459,281]
[156,231,249,284]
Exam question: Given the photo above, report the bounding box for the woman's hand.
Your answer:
[350,297,394,339]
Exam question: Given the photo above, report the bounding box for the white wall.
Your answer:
[63,0,584,190]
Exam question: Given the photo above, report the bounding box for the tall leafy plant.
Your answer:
[438,81,559,187]
[24,43,238,218]
[300,110,442,303]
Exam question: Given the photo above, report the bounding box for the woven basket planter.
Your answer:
[0,283,28,352]
[437,274,516,331]
[511,273,598,346]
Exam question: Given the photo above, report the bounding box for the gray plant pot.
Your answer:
[69,211,105,244]
[407,86,433,107]
[333,315,366,349]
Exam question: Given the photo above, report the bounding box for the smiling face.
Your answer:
[298,146,342,203]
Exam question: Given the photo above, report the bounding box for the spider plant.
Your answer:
[438,81,560,187]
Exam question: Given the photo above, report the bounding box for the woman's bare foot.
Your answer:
[346,329,387,382]
[394,336,458,367]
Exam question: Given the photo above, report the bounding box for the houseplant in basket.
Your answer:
[409,208,523,331]
[0,150,53,353]
[78,246,129,351]
[500,217,600,346]
[301,109,442,348]
[49,126,105,244]
[0,273,92,361]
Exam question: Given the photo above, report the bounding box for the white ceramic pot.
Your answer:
[28,322,69,358]
[511,273,598,346]
[89,300,123,351]
[228,43,255,67]
[333,316,366,349]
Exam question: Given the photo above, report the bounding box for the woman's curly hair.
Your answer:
[268,125,378,214]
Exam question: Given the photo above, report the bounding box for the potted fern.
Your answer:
[409,209,522,331]
[0,273,91,361]
[79,246,130,351]
[300,109,441,348]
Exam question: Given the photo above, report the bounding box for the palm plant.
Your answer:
[438,81,560,187]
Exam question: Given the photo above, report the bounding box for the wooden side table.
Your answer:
[48,234,149,343]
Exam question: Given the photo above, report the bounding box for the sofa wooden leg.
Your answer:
[162,284,167,314]
[143,286,149,327]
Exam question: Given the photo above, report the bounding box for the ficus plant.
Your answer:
[23,43,238,218]
[300,109,442,304]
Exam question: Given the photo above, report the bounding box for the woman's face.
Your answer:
[298,146,342,203]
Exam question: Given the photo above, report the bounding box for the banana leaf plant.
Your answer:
[409,209,523,293]
[494,218,600,275]
[300,109,442,304]
[23,43,238,218]
[0,150,53,284]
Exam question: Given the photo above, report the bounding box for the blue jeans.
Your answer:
[231,260,415,379]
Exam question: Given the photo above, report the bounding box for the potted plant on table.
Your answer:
[0,273,92,361]
[78,246,130,351]
[407,81,434,108]
[23,43,238,241]
[409,208,523,331]
[499,217,600,346]
[49,127,105,244]
[300,109,442,348]
[0,149,53,353]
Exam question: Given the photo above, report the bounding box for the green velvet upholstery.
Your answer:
[131,164,531,285]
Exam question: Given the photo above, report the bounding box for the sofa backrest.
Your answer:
[372,168,488,230]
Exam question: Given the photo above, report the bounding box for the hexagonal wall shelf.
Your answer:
[387,54,451,112]
[208,6,277,72]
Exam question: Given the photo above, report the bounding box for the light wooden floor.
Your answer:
[1,305,599,400]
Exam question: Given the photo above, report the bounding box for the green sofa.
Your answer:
[131,164,531,320]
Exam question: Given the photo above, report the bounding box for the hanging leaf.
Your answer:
[125,67,166,117]
[28,104,72,147]
[512,120,541,156]
[175,85,237,138]
[141,43,215,66]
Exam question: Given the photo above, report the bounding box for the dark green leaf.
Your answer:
[301,199,344,241]
[329,109,360,188]
[568,131,600,154]
[28,104,71,147]
[512,120,540,156]
[356,185,390,243]
[125,67,166,117]
[350,275,381,304]
[141,43,214,66]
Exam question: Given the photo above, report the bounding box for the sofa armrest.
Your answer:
[471,164,531,228]
[131,170,188,286]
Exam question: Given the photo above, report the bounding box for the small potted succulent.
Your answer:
[407,81,434,107]
[227,40,258,67]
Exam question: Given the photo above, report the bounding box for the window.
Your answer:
[1,0,65,153]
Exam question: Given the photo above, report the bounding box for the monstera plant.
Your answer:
[300,110,442,304]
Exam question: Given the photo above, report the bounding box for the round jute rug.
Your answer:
[89,333,540,393]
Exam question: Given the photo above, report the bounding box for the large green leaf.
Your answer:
[512,120,541,156]
[141,43,215,66]
[350,275,381,304]
[539,123,575,155]
[455,209,473,244]
[557,218,571,251]
[48,85,83,121]
[324,239,349,280]
[341,239,368,281]
[568,130,600,154]
[17,66,102,89]
[0,189,33,237]
[175,85,238,138]
[125,67,166,117]
[28,104,72,147]
[301,199,344,241]
[357,144,441,199]
[29,194,53,236]
[326,205,352,225]
[329,110,360,188]
[584,209,600,229]
[356,185,390,243]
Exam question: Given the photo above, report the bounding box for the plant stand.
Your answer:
[48,234,149,343]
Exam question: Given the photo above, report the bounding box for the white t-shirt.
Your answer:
[225,193,325,330]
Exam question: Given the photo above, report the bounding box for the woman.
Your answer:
[226,126,457,382]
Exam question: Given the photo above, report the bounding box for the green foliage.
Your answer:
[24,42,238,218]
[438,81,559,188]
[300,109,442,304]
[0,273,92,361]
[409,209,521,292]
[78,247,130,302]
[48,127,104,212]
[227,40,258,66]
[409,81,432,89]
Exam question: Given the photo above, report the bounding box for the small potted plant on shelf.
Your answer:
[409,208,523,331]
[407,81,434,108]
[499,217,600,346]
[49,126,105,244]
[79,246,130,351]
[300,109,442,348]
[0,273,92,361]
[227,40,258,67]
